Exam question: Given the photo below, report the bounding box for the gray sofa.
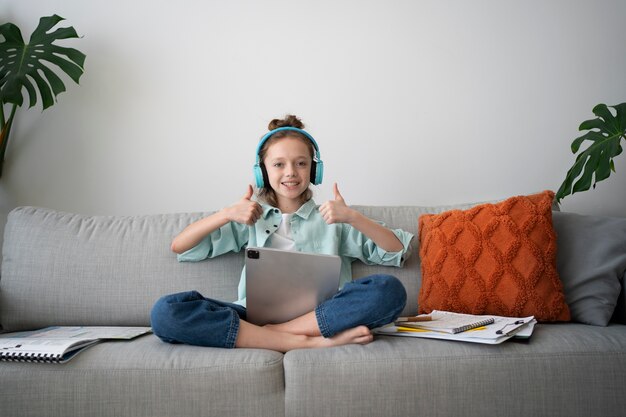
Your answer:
[1,204,625,417]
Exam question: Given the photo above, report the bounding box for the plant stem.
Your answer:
[0,104,18,178]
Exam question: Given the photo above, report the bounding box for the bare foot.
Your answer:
[316,325,374,348]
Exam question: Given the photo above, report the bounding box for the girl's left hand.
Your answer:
[319,183,357,225]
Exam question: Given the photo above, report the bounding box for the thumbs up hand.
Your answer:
[319,183,356,225]
[224,184,263,225]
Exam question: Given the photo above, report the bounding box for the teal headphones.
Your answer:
[253,126,324,188]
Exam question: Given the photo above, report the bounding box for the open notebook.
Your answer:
[0,326,152,363]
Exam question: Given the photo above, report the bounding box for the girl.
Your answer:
[151,115,413,352]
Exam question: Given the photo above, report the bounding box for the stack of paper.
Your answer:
[375,311,536,345]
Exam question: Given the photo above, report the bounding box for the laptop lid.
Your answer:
[245,247,341,325]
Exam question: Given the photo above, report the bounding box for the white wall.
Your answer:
[1,0,625,244]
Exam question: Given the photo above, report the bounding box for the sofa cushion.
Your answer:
[552,211,626,326]
[417,191,570,321]
[0,334,285,417]
[283,324,626,417]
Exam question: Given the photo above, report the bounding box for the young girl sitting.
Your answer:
[151,115,413,352]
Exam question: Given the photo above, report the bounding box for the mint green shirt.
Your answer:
[178,199,414,307]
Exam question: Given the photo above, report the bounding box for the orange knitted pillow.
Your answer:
[418,191,570,322]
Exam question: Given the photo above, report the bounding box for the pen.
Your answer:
[495,320,526,335]
[395,315,432,322]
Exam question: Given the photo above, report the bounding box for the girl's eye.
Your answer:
[273,163,283,168]
[297,161,308,167]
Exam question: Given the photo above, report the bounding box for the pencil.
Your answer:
[395,315,432,322]
[396,326,429,333]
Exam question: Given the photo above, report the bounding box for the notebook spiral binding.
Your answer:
[0,351,62,363]
[453,318,495,333]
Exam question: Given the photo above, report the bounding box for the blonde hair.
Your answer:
[256,115,314,207]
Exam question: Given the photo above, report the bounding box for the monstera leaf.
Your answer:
[0,15,85,177]
[0,14,85,109]
[556,103,626,202]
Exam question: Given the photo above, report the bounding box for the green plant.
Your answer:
[556,102,626,202]
[0,14,85,177]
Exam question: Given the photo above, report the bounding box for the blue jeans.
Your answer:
[150,274,406,348]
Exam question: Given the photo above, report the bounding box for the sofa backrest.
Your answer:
[2,204,489,332]
[0,207,241,332]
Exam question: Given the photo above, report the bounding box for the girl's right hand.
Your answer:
[223,185,263,225]
[171,185,262,254]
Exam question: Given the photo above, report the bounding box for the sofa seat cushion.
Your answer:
[283,324,626,417]
[0,335,285,417]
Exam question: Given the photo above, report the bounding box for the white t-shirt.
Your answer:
[268,213,296,251]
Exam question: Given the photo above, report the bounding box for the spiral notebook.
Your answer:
[0,326,152,364]
[395,310,496,334]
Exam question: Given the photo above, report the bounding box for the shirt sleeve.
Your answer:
[177,221,250,262]
[339,222,414,267]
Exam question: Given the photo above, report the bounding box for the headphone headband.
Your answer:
[255,127,320,162]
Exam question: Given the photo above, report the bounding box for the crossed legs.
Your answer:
[151,274,406,352]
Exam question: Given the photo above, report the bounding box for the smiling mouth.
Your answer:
[281,181,300,187]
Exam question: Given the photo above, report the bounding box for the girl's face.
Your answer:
[263,137,312,212]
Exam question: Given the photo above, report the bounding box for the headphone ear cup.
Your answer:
[310,161,317,184]
[253,163,265,188]
[260,164,270,189]
[314,160,323,185]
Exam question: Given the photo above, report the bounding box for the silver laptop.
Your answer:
[245,247,341,325]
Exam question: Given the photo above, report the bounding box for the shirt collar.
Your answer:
[294,199,317,219]
[260,199,317,220]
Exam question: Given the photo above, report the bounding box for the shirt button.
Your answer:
[265,230,270,234]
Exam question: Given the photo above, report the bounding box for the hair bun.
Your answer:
[268,114,305,131]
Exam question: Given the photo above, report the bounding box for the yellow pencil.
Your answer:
[396,326,429,333]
